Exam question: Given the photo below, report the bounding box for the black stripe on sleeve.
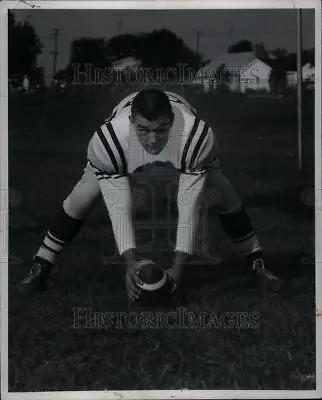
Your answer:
[96,126,119,173]
[105,122,128,174]
[189,122,210,170]
[87,159,104,176]
[168,94,183,104]
[87,159,97,169]
[123,100,132,109]
[97,173,128,181]
[105,109,117,123]
[94,170,105,177]
[180,117,200,172]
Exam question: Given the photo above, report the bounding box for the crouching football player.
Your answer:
[18,88,281,300]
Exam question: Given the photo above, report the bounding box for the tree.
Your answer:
[269,62,287,95]
[66,29,203,84]
[270,48,288,59]
[284,52,297,64]
[106,34,145,61]
[302,48,314,66]
[215,63,232,93]
[69,38,110,67]
[106,29,203,73]
[254,42,269,59]
[66,38,112,82]
[141,29,201,69]
[54,69,69,81]
[228,39,253,53]
[8,11,43,78]
[201,59,212,68]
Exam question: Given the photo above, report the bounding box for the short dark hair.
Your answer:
[131,89,172,121]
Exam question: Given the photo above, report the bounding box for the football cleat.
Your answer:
[250,257,282,292]
[18,256,53,295]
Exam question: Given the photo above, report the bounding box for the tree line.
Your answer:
[8,10,314,87]
[8,11,43,83]
[227,38,314,65]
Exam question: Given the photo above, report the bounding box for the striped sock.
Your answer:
[36,206,84,264]
[36,231,66,264]
[217,205,262,257]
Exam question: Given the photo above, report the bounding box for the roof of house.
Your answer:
[201,52,256,73]
[111,57,141,70]
[199,52,312,76]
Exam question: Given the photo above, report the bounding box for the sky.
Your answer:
[12,9,315,82]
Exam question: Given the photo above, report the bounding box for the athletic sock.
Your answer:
[36,206,85,264]
[217,205,262,257]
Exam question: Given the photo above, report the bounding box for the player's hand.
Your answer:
[122,248,145,302]
[166,251,190,294]
[166,268,189,306]
[125,263,144,302]
[166,268,181,294]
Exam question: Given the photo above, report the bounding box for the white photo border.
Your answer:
[0,1,321,399]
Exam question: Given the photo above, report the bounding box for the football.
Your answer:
[136,260,171,306]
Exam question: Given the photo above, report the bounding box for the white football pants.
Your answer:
[62,162,242,257]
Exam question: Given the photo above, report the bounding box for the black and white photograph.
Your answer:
[2,0,321,397]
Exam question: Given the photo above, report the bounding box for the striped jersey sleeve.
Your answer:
[165,91,198,116]
[87,121,128,180]
[105,92,138,122]
[87,120,135,256]
[180,117,219,175]
[175,118,219,255]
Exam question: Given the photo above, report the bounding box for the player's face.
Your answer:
[131,113,173,155]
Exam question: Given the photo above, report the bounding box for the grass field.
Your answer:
[8,86,316,391]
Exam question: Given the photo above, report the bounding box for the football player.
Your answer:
[19,88,281,301]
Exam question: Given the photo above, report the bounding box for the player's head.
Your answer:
[130,89,174,154]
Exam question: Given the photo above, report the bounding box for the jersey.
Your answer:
[86,91,219,256]
[87,91,219,179]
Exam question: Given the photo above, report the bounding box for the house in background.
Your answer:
[110,56,142,86]
[111,57,141,72]
[285,62,315,88]
[260,57,314,89]
[196,52,273,93]
[196,51,315,93]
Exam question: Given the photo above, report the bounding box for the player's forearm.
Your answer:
[99,177,136,255]
[171,250,191,280]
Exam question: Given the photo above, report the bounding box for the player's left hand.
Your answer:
[166,268,181,294]
[166,251,190,294]
[165,268,190,307]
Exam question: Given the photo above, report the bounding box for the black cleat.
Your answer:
[18,256,53,295]
[251,258,282,292]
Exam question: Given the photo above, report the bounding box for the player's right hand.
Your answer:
[125,262,144,302]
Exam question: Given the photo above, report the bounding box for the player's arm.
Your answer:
[87,125,136,257]
[169,121,218,284]
[171,120,265,287]
[87,124,143,300]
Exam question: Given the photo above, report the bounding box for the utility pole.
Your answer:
[196,30,202,56]
[296,9,303,172]
[51,28,61,83]
[117,15,123,35]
